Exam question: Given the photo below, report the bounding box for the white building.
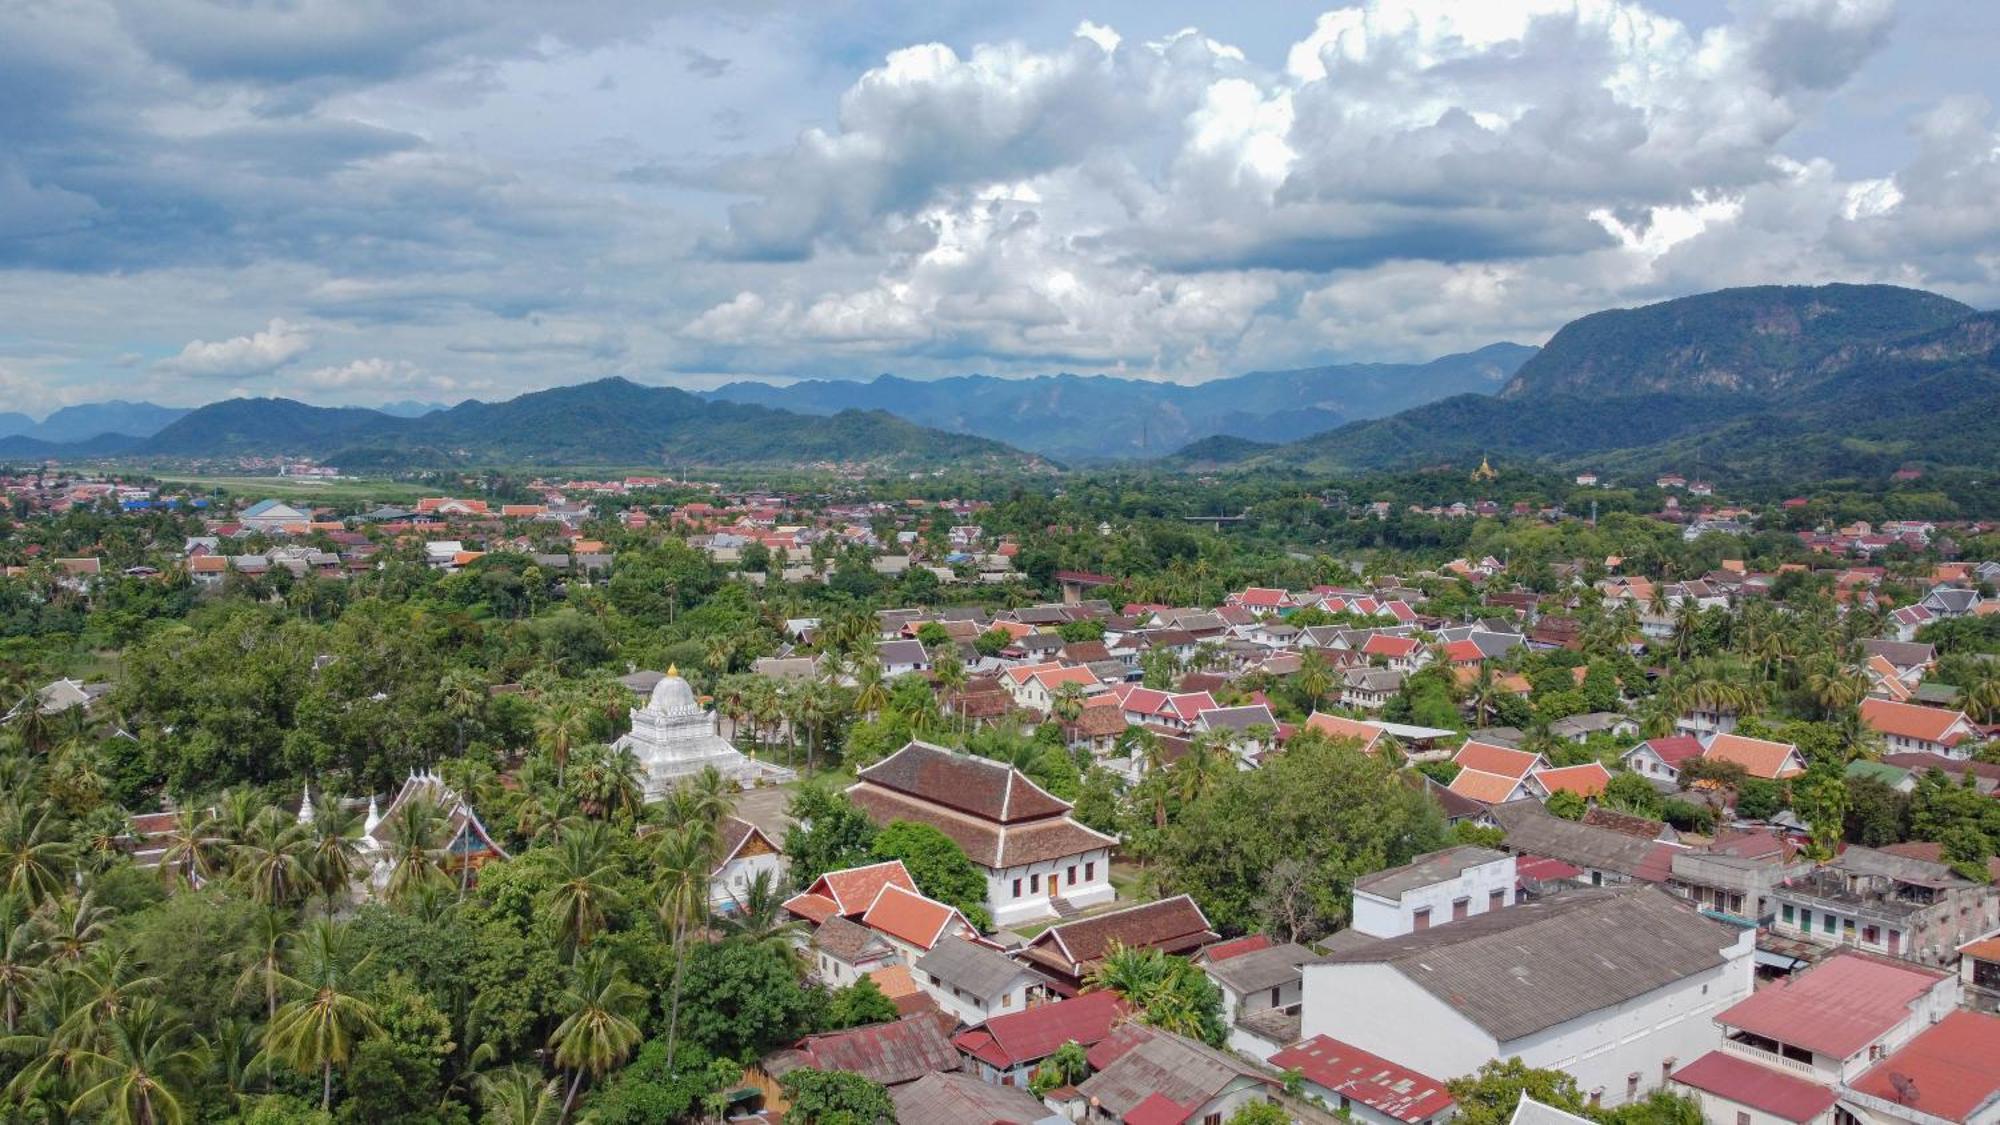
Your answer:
[1302,886,1754,1109]
[911,937,1043,1027]
[708,816,785,914]
[847,742,1117,929]
[1350,845,1517,938]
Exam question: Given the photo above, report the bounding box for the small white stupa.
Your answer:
[612,666,788,796]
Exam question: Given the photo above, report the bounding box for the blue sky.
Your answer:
[3,0,1999,413]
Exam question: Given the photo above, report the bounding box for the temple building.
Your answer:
[613,667,791,796]
[361,770,508,893]
[847,741,1117,929]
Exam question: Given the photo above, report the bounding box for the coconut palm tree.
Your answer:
[154,807,223,892]
[1805,660,1869,723]
[59,944,164,1049]
[28,888,115,967]
[547,950,644,1123]
[851,656,888,722]
[0,895,43,1033]
[303,800,362,918]
[381,800,451,905]
[651,825,711,1087]
[539,823,625,955]
[231,814,311,909]
[0,803,71,906]
[716,870,803,956]
[1172,731,1231,807]
[233,908,295,1021]
[66,999,206,1125]
[474,1065,563,1125]
[261,919,380,1112]
[534,694,590,789]
[1051,682,1088,728]
[439,668,488,755]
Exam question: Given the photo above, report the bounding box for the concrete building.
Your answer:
[1301,887,1754,1109]
[1350,845,1517,938]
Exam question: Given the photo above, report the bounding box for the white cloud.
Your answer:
[155,318,313,378]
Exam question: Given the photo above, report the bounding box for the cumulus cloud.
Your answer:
[157,318,312,378]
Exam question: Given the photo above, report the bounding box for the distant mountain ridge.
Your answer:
[0,378,1036,469]
[1232,284,2000,477]
[704,343,1535,460]
[0,401,190,444]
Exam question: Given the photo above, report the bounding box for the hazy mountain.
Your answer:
[128,377,1034,468]
[377,400,448,418]
[0,401,189,444]
[704,343,1535,460]
[1233,285,2000,479]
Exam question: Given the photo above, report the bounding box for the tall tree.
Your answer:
[262,919,382,1111]
[547,950,645,1123]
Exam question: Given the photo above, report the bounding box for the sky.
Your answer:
[4,0,2000,415]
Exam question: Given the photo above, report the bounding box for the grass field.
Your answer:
[149,473,434,505]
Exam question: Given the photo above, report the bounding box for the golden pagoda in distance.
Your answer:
[1471,453,1498,481]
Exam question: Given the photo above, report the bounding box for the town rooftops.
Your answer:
[1702,733,1806,779]
[783,859,918,923]
[861,883,969,951]
[1632,734,1705,768]
[770,1013,961,1088]
[856,741,1069,823]
[1716,951,1950,1058]
[914,937,1032,1001]
[1199,941,1316,996]
[1355,845,1510,900]
[1489,800,1674,881]
[1020,895,1217,980]
[1859,698,1973,746]
[1269,1035,1455,1124]
[951,990,1128,1070]
[1847,1009,2000,1124]
[1078,1024,1274,1122]
[1304,711,1386,750]
[814,915,894,964]
[889,1070,1052,1125]
[1671,1051,1838,1123]
[1452,740,1543,779]
[1533,762,1613,799]
[1315,886,1741,1043]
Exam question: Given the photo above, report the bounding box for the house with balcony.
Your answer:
[1350,845,1517,938]
[1768,846,2000,967]
[1195,937,1317,1060]
[1666,829,1804,923]
[1670,952,1959,1125]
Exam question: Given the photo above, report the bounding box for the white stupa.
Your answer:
[613,666,788,796]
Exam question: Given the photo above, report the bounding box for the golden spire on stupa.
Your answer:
[1472,454,1498,481]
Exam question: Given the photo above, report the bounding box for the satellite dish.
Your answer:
[1889,1073,1919,1105]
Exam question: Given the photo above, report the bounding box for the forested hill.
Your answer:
[1224,283,2000,479]
[704,343,1536,460]
[98,378,1037,468]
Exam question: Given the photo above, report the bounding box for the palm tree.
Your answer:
[534,694,589,789]
[262,919,380,1112]
[539,823,625,954]
[651,825,711,1086]
[682,766,736,835]
[154,807,223,892]
[231,814,310,909]
[1805,660,1869,722]
[60,944,164,1048]
[439,668,488,754]
[703,634,738,680]
[1172,731,1231,806]
[303,800,362,918]
[1961,663,2000,725]
[933,651,968,733]
[851,656,888,721]
[715,870,804,961]
[381,800,451,905]
[214,788,264,847]
[547,950,644,1123]
[0,896,43,1032]
[28,888,115,967]
[0,803,71,906]
[234,908,295,1021]
[1051,682,1088,727]
[66,999,205,1125]
[474,1065,563,1125]
[1296,649,1334,710]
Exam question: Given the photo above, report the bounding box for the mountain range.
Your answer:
[1197,283,2000,478]
[704,343,1534,461]
[0,401,190,445]
[0,379,1033,469]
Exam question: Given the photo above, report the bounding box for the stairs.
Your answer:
[1048,895,1081,920]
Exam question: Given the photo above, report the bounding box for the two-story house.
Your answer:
[1349,845,1517,938]
[1769,846,2000,966]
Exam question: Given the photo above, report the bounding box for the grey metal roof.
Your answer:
[1077,1026,1271,1119]
[1860,639,1935,668]
[1197,704,1277,732]
[1201,942,1317,994]
[890,1071,1054,1125]
[1510,1094,1600,1125]
[1312,886,1740,1043]
[814,915,893,963]
[913,937,1031,1000]
[1489,799,1663,877]
[1354,845,1509,899]
[1548,712,1633,737]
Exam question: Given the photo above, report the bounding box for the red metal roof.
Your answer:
[1717,952,1949,1058]
[1268,1035,1455,1123]
[1672,1051,1837,1123]
[1124,1092,1196,1125]
[1848,1010,2000,1122]
[951,991,1129,1069]
[1201,933,1273,963]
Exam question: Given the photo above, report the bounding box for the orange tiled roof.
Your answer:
[1452,740,1540,780]
[1534,763,1612,799]
[1448,768,1524,804]
[1703,734,1804,779]
[861,883,963,950]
